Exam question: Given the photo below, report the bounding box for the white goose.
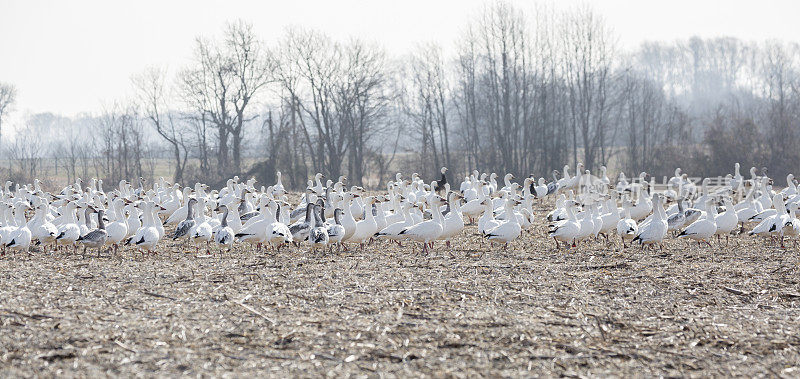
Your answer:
[348,196,379,249]
[749,194,786,239]
[631,195,668,250]
[376,201,415,246]
[398,196,446,254]
[55,202,82,251]
[477,198,500,235]
[482,198,522,249]
[549,201,581,249]
[678,200,717,247]
[128,201,161,254]
[616,200,638,248]
[438,192,465,248]
[5,202,33,252]
[106,198,129,253]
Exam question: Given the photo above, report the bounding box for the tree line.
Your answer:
[1,2,799,189]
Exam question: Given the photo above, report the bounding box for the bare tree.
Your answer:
[133,66,189,183]
[0,83,17,147]
[180,20,273,180]
[559,5,616,171]
[403,43,452,179]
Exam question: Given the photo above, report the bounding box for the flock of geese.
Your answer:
[0,162,797,257]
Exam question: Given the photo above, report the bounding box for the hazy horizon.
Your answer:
[2,0,799,130]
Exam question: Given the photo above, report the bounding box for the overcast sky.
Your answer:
[1,0,798,127]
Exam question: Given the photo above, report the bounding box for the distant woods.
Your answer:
[2,3,799,189]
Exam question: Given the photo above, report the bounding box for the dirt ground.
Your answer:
[2,206,800,377]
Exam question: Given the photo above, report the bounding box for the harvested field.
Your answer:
[2,206,800,377]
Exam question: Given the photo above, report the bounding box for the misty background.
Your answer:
[0,1,798,189]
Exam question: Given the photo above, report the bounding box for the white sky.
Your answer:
[1,0,798,126]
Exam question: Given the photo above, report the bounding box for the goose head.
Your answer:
[440,167,448,175]
[427,196,447,207]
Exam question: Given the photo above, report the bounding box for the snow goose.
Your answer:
[272,171,286,196]
[124,203,141,240]
[376,201,415,245]
[434,167,448,193]
[477,198,500,235]
[192,213,214,249]
[547,194,568,222]
[678,201,717,247]
[289,204,314,243]
[532,178,548,200]
[5,202,32,252]
[55,202,81,251]
[214,204,235,248]
[326,208,346,250]
[549,201,581,249]
[172,197,198,242]
[748,194,785,236]
[735,191,761,232]
[781,174,797,197]
[667,200,687,234]
[398,196,446,254]
[348,196,380,249]
[460,181,486,223]
[747,194,786,230]
[597,195,621,239]
[573,203,596,245]
[590,203,604,239]
[631,195,668,250]
[340,193,359,242]
[482,198,522,249]
[438,192,465,248]
[235,199,275,248]
[105,198,129,253]
[628,188,653,221]
[164,192,194,225]
[0,203,18,246]
[616,200,638,248]
[729,163,744,191]
[310,204,330,251]
[268,202,293,248]
[487,173,499,195]
[499,173,515,193]
[29,201,58,245]
[781,203,800,247]
[462,175,479,202]
[599,166,610,188]
[77,209,108,255]
[542,171,559,196]
[128,201,161,254]
[714,197,738,244]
